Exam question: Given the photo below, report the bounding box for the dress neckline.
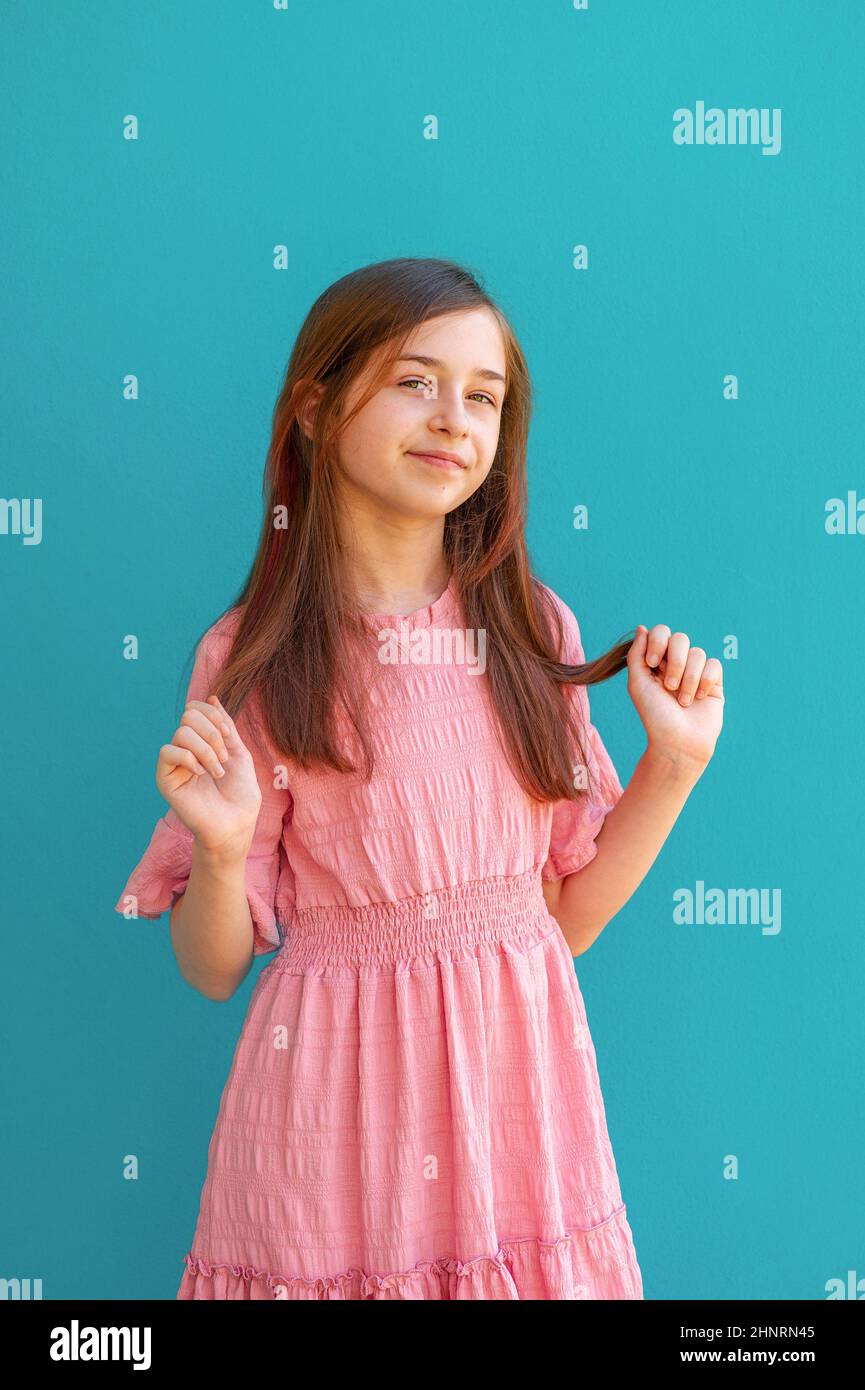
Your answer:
[358,575,459,630]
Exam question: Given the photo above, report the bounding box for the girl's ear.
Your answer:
[299,382,326,441]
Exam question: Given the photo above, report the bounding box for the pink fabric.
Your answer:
[114,578,642,1300]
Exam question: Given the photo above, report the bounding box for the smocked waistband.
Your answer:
[271,867,553,969]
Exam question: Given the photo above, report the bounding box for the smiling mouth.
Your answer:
[407,452,467,472]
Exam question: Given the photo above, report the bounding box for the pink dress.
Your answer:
[114,577,643,1300]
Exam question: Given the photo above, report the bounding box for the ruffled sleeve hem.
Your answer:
[540,797,618,880]
[541,723,625,880]
[114,813,284,956]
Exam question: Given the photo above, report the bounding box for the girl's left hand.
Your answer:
[627,625,725,771]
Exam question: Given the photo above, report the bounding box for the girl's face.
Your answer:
[331,307,507,521]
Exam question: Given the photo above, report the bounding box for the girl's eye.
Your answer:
[398,377,497,407]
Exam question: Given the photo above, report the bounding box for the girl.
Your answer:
[115,257,724,1300]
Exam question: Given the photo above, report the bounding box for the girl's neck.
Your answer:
[351,567,452,617]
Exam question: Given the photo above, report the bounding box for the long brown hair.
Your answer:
[185,257,634,807]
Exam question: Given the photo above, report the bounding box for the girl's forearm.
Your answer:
[169,839,257,1000]
[557,745,706,957]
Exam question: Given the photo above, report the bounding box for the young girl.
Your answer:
[115,257,724,1300]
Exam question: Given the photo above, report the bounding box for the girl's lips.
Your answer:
[407,452,466,473]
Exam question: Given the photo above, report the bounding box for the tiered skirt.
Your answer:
[177,868,643,1300]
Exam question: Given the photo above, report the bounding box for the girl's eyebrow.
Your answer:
[397,354,506,385]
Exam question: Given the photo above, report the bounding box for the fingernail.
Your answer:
[214,763,225,777]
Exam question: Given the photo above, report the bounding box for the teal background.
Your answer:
[2,0,863,1301]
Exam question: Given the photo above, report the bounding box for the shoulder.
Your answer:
[194,604,245,677]
[207,604,244,647]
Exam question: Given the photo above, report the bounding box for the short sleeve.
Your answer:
[113,611,293,956]
[540,589,625,880]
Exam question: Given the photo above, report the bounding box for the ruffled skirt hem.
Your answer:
[177,1205,643,1301]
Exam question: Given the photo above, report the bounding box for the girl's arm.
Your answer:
[170,836,258,1001]
[156,687,270,1001]
[115,617,291,992]
[545,621,725,957]
[547,745,705,956]
[161,688,270,1001]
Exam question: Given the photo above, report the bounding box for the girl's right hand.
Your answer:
[155,695,263,856]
